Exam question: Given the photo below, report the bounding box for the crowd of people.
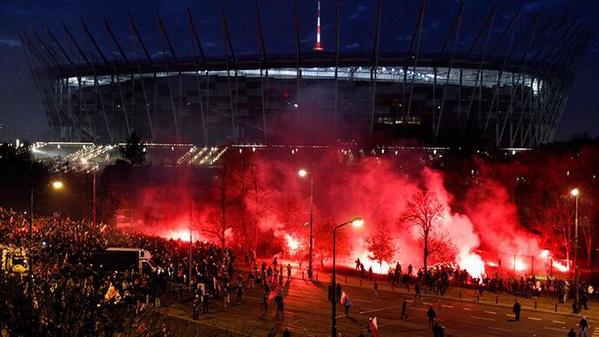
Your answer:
[0,207,235,336]
[379,260,597,310]
[1,204,596,337]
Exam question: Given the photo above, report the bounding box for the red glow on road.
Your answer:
[552,260,570,272]
[539,249,550,259]
[286,234,300,252]
[457,251,485,279]
[514,258,528,272]
[164,229,191,242]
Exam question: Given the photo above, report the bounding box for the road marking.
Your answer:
[470,315,495,322]
[359,306,401,314]
[483,311,497,315]
[286,326,312,336]
[423,302,433,305]
[462,307,471,311]
[488,326,512,332]
[528,317,542,321]
[352,298,373,304]
[505,313,515,317]
[552,320,566,324]
[543,327,567,332]
[441,304,454,309]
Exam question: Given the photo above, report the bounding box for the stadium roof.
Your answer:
[22,1,589,79]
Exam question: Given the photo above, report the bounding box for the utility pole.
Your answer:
[308,173,314,279]
[189,199,193,289]
[573,189,580,312]
[92,169,97,227]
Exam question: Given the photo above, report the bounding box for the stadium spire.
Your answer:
[313,1,324,52]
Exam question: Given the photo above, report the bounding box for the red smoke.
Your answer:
[119,149,568,278]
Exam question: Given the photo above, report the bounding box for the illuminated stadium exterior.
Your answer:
[21,4,589,148]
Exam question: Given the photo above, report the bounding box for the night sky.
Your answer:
[1,0,597,142]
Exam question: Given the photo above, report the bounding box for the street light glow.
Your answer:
[298,169,308,177]
[51,181,64,190]
[351,218,364,228]
[570,188,580,197]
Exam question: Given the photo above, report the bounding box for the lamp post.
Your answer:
[92,169,97,227]
[332,217,364,337]
[189,199,193,289]
[29,179,64,304]
[298,169,314,279]
[571,188,580,312]
[30,180,64,239]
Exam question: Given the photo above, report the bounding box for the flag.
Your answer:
[267,290,276,303]
[104,283,121,303]
[368,316,379,337]
[339,291,347,305]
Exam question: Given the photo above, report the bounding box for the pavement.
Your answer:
[159,268,599,337]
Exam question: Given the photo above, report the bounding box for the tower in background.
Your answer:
[313,1,324,52]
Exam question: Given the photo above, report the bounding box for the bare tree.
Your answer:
[247,157,273,253]
[367,229,396,269]
[313,218,350,268]
[399,190,446,271]
[547,196,573,267]
[579,198,595,268]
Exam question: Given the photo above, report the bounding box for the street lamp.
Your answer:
[571,188,580,312]
[29,179,64,305]
[332,217,364,337]
[298,168,314,279]
[51,180,64,190]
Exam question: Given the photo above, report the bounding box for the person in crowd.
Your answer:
[400,298,408,320]
[415,281,422,300]
[426,306,436,328]
[192,295,201,320]
[262,291,269,315]
[248,270,255,290]
[342,293,352,316]
[202,291,210,313]
[579,316,589,331]
[432,322,445,337]
[274,291,285,322]
[282,327,291,337]
[328,282,334,303]
[223,283,230,309]
[236,281,243,304]
[513,299,521,321]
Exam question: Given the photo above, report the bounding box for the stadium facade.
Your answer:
[21,3,589,148]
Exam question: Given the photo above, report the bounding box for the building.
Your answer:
[21,2,588,148]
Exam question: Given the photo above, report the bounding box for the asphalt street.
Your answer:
[164,275,596,337]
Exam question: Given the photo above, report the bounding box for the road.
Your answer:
[164,276,596,337]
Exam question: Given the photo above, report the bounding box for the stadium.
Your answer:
[21,2,589,148]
